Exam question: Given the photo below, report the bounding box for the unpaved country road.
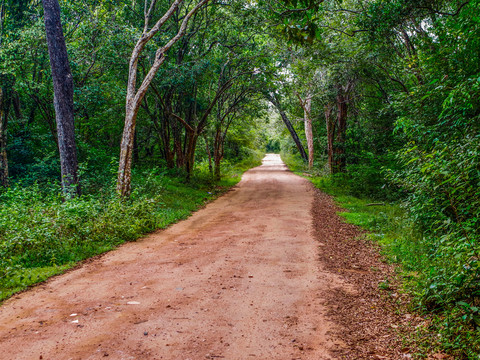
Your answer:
[0,154,348,360]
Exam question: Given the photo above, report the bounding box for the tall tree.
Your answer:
[331,80,354,173]
[266,92,308,162]
[296,93,314,168]
[0,78,11,187]
[42,0,80,197]
[117,0,209,197]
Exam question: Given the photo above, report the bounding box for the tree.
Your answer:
[332,80,354,173]
[296,93,314,168]
[117,0,209,197]
[136,1,268,179]
[211,79,257,179]
[266,92,308,162]
[0,76,13,187]
[42,0,80,197]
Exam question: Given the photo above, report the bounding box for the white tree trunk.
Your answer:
[117,0,209,197]
[304,97,314,169]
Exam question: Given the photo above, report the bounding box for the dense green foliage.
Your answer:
[283,153,480,358]
[0,0,268,299]
[277,1,480,356]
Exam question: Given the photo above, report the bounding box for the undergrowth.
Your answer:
[282,153,480,359]
[0,152,262,302]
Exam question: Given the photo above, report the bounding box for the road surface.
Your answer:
[0,154,348,360]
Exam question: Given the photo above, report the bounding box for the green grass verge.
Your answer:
[0,153,263,302]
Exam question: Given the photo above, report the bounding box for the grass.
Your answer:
[0,152,263,302]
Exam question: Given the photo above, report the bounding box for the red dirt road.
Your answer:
[0,154,348,360]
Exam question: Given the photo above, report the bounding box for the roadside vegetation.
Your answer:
[0,151,262,302]
[272,0,480,357]
[283,152,480,358]
[1,0,269,301]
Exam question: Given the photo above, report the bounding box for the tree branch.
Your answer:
[419,1,469,16]
[170,112,194,132]
[318,24,367,37]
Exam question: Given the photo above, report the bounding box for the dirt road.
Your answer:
[0,154,350,359]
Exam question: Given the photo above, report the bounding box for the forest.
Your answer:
[0,0,479,357]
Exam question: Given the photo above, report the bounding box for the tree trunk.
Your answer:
[333,91,348,173]
[116,0,209,197]
[165,137,175,169]
[302,97,314,169]
[214,156,221,180]
[325,105,335,174]
[0,86,9,187]
[173,123,184,168]
[267,93,308,162]
[213,129,223,180]
[117,109,136,197]
[184,131,198,179]
[204,133,213,174]
[42,0,80,198]
[151,107,175,168]
[162,112,175,169]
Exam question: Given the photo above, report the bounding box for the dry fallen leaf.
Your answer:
[429,353,450,360]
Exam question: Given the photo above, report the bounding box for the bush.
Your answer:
[390,135,480,309]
